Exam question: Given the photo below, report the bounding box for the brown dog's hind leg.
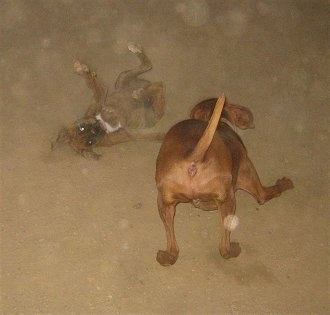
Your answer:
[217,195,241,259]
[115,44,152,90]
[145,82,166,122]
[236,156,294,205]
[156,194,179,266]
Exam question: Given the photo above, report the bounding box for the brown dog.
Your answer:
[155,95,294,266]
[53,44,165,159]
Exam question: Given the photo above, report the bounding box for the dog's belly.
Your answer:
[192,198,218,211]
[172,191,219,202]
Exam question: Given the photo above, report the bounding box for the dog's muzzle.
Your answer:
[75,118,106,146]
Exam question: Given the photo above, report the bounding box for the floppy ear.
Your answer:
[51,127,70,150]
[190,106,213,121]
[224,103,255,129]
[190,98,217,121]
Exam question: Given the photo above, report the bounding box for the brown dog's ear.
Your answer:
[224,104,255,129]
[51,127,70,150]
[190,106,212,121]
[190,98,217,121]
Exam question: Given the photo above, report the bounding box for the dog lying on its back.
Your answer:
[155,95,293,266]
[53,44,165,159]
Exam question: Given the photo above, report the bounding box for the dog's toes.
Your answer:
[276,177,294,192]
[220,242,241,259]
[156,250,178,266]
[285,177,294,190]
[73,60,89,74]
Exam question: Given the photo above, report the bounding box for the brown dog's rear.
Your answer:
[155,95,293,266]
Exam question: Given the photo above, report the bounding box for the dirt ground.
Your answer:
[1,1,329,314]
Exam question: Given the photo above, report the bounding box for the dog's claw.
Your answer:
[156,250,178,266]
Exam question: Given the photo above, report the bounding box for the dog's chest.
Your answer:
[95,114,122,133]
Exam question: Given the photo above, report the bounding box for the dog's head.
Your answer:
[52,118,106,157]
[72,118,106,146]
[190,98,255,130]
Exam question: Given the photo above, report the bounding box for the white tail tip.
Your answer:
[224,215,239,231]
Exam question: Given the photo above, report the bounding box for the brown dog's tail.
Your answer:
[188,94,225,176]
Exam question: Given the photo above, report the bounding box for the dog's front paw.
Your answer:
[81,150,101,160]
[220,242,241,259]
[156,250,178,266]
[128,43,142,54]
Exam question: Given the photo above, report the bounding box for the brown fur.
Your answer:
[155,95,293,266]
[52,44,165,159]
[190,97,255,130]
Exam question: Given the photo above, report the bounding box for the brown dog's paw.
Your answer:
[220,242,241,259]
[276,177,294,192]
[156,250,178,266]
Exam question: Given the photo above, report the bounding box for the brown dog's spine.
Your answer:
[188,94,225,176]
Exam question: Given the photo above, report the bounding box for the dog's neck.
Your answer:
[95,114,122,133]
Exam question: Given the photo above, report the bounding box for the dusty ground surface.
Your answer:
[1,1,329,314]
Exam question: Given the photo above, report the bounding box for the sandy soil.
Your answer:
[1,1,329,314]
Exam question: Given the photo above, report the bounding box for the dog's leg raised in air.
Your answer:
[144,82,166,122]
[115,44,152,90]
[236,156,294,204]
[73,60,106,118]
[156,194,179,266]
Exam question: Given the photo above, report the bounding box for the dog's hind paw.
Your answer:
[276,177,294,192]
[156,250,178,266]
[73,60,89,74]
[220,242,241,259]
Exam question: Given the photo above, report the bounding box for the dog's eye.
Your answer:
[87,140,94,145]
[79,126,85,132]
